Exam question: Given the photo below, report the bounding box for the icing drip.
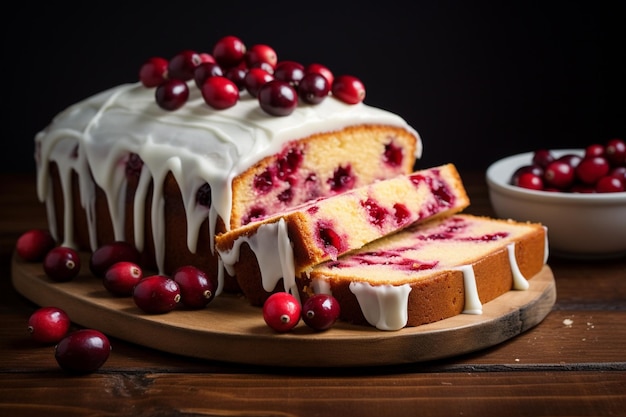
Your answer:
[349,282,412,330]
[456,265,483,314]
[507,243,529,290]
[218,219,299,302]
[542,225,550,264]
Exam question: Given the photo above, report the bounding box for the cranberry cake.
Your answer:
[35,83,420,293]
[301,214,548,330]
[216,163,469,305]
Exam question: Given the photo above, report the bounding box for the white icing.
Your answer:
[217,219,299,302]
[349,282,412,331]
[36,82,421,276]
[456,265,483,315]
[507,243,529,290]
[543,225,550,264]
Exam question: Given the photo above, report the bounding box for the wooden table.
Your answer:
[1,172,625,416]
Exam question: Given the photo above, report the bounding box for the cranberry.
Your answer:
[139,56,169,88]
[155,78,189,111]
[212,35,247,69]
[511,165,543,186]
[332,75,366,104]
[302,294,340,331]
[103,261,143,296]
[16,229,55,262]
[44,246,81,282]
[531,149,555,169]
[516,172,544,191]
[258,80,298,116]
[383,142,404,167]
[201,76,239,109]
[328,165,355,192]
[225,66,248,91]
[575,156,610,185]
[199,53,216,64]
[585,143,605,158]
[193,62,224,89]
[133,275,181,314]
[544,160,575,189]
[90,241,141,278]
[610,166,626,183]
[362,198,388,227]
[245,44,278,69]
[317,223,345,254]
[596,175,625,193]
[305,63,334,87]
[167,49,201,81]
[172,265,217,309]
[274,60,305,87]
[54,329,111,373]
[298,72,330,104]
[27,306,71,344]
[244,67,274,97]
[605,138,626,166]
[263,292,301,333]
[125,152,144,178]
[556,153,582,169]
[196,182,212,208]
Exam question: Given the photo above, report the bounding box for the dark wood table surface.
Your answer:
[1,171,625,417]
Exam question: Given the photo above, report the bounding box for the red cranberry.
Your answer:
[245,44,278,69]
[305,63,334,87]
[125,152,144,178]
[155,79,189,111]
[556,153,583,169]
[516,172,544,191]
[103,261,143,296]
[90,241,141,278]
[274,60,305,87]
[383,142,404,167]
[168,49,201,81]
[257,80,298,116]
[511,165,544,186]
[199,53,216,64]
[44,246,81,282]
[196,182,212,207]
[531,149,554,169]
[139,56,169,88]
[16,229,55,262]
[55,329,111,373]
[244,67,274,97]
[201,76,239,109]
[225,66,248,91]
[302,294,340,331]
[595,175,625,193]
[610,166,626,183]
[544,160,575,189]
[193,62,224,89]
[585,143,605,158]
[212,35,247,69]
[605,138,626,166]
[328,165,355,192]
[133,275,181,314]
[575,156,610,185]
[332,75,366,104]
[172,265,217,309]
[28,306,71,344]
[298,72,330,104]
[263,292,301,332]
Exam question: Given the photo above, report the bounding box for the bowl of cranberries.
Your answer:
[486,138,626,259]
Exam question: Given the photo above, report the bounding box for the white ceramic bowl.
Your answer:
[486,149,626,259]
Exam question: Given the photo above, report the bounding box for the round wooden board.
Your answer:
[11,253,556,367]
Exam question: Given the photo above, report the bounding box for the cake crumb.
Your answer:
[562,318,574,327]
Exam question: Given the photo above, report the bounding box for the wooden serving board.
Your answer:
[11,253,556,367]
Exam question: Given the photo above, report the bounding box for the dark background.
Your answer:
[2,1,624,174]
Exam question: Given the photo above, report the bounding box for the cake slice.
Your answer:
[215,163,470,305]
[301,214,547,330]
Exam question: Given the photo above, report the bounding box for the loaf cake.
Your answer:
[216,163,470,305]
[301,214,548,330]
[35,79,420,294]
